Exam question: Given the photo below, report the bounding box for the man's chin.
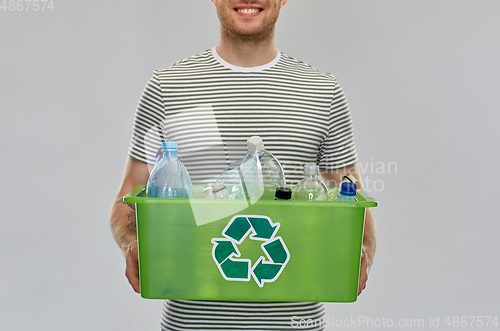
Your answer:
[228,25,274,41]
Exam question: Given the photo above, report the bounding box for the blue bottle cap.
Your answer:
[340,182,357,196]
[162,141,178,150]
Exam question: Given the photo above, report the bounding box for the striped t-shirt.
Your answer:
[129,47,358,330]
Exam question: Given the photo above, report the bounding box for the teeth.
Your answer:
[238,8,260,14]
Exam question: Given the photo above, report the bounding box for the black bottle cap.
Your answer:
[275,187,292,200]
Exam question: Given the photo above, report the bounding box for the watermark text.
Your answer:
[291,315,499,328]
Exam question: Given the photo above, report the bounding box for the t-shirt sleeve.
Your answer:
[128,70,166,165]
[317,80,358,169]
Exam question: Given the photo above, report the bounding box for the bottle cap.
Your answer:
[339,182,357,196]
[275,187,292,200]
[247,136,264,155]
[303,163,320,176]
[162,141,177,150]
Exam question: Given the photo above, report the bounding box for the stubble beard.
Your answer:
[218,8,279,45]
[221,23,276,45]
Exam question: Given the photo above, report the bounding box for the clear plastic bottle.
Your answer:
[216,158,244,199]
[203,183,215,199]
[335,182,357,202]
[239,136,286,201]
[154,146,163,166]
[211,181,232,199]
[292,163,329,201]
[146,141,193,198]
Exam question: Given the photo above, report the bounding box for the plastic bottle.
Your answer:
[154,146,163,166]
[239,136,286,201]
[203,183,215,199]
[292,163,329,201]
[335,182,357,202]
[216,159,244,199]
[146,141,193,198]
[211,181,232,199]
[275,187,292,200]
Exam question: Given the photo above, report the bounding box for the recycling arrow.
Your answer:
[211,215,290,287]
[252,257,282,287]
[220,258,251,280]
[223,216,251,243]
[262,237,289,264]
[211,238,251,281]
[248,217,279,240]
[212,239,238,264]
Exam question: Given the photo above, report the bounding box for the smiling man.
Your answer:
[110,0,377,330]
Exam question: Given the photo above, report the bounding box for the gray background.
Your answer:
[1,0,499,330]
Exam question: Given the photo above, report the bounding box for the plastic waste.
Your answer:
[203,183,215,199]
[292,163,329,201]
[275,187,292,200]
[146,141,193,198]
[239,136,286,201]
[211,181,232,199]
[154,146,163,166]
[335,182,357,202]
[216,158,244,199]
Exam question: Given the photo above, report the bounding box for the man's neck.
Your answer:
[215,31,278,68]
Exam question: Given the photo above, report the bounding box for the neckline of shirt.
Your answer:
[211,46,281,72]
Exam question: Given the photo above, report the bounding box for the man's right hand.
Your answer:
[125,240,140,293]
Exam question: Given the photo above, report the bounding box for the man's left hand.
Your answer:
[358,246,369,295]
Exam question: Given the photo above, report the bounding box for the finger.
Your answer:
[358,275,367,295]
[125,258,140,293]
[358,276,367,295]
[130,243,139,263]
[125,246,141,293]
[358,254,368,295]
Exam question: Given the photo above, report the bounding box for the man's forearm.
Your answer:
[110,198,138,254]
[110,157,150,253]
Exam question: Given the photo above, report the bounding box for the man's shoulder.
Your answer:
[155,49,217,74]
[276,52,338,84]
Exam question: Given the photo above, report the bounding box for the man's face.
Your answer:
[211,0,287,41]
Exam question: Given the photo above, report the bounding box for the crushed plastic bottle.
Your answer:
[292,163,329,201]
[216,158,244,199]
[211,181,232,199]
[239,136,286,201]
[146,141,193,198]
[203,183,215,199]
[335,182,357,202]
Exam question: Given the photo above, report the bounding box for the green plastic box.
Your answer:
[124,185,377,302]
